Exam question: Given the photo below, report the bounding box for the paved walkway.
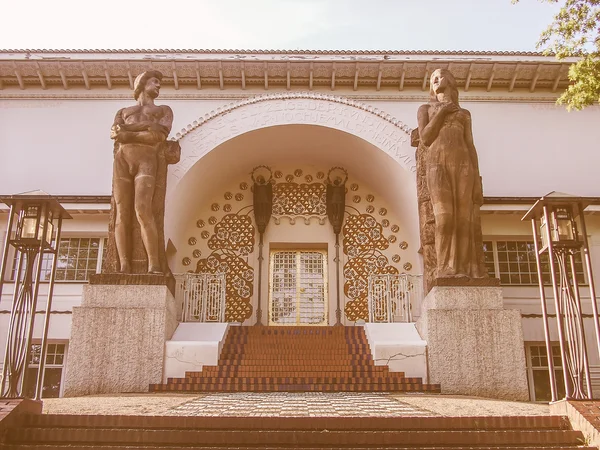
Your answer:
[42,393,551,417]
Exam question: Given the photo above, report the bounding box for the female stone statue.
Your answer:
[417,68,487,280]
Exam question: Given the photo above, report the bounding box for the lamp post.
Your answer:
[523,192,599,401]
[0,191,70,399]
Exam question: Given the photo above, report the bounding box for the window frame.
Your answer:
[6,236,107,283]
[26,340,68,399]
[483,238,586,286]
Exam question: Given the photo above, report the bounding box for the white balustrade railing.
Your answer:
[175,273,227,322]
[367,274,423,323]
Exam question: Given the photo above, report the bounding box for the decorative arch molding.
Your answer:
[170,92,416,184]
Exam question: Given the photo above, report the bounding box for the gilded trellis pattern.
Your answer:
[272,182,327,224]
[342,213,399,321]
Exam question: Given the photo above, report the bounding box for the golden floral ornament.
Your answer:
[366,194,375,203]
[182,257,191,266]
[392,254,401,263]
[399,241,408,250]
[366,205,375,214]
[224,192,233,200]
[305,175,313,183]
[211,203,220,211]
[316,171,325,179]
[381,219,390,228]
[188,237,197,246]
[193,249,201,258]
[391,224,400,233]
[201,231,210,239]
[379,208,387,216]
[196,219,205,228]
[223,204,232,212]
[235,193,244,201]
[403,262,412,271]
[353,195,361,203]
[294,169,303,177]
[388,235,397,243]
[350,183,359,191]
[208,216,217,225]
[274,170,283,179]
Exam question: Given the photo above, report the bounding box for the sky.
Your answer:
[1,0,562,52]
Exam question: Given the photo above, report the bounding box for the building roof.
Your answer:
[0,49,575,96]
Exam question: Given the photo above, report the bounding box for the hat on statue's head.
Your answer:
[133,70,163,100]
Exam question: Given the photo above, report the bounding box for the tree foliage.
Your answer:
[515,0,600,109]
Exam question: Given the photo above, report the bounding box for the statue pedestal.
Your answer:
[63,283,178,397]
[416,286,529,401]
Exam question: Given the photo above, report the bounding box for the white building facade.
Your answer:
[0,49,598,401]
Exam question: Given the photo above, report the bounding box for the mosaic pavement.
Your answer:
[169,392,437,417]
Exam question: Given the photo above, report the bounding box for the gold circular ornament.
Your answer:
[223,204,232,212]
[379,208,387,216]
[392,255,401,263]
[388,235,397,243]
[208,216,217,225]
[188,237,197,246]
[196,219,205,228]
[305,175,313,183]
[274,170,283,179]
[366,205,375,213]
[316,171,325,179]
[239,182,248,190]
[391,224,400,233]
[192,249,201,258]
[235,193,244,201]
[350,183,359,191]
[382,219,390,228]
[353,195,361,203]
[366,194,375,203]
[224,192,233,200]
[403,262,412,271]
[285,174,294,182]
[294,169,303,177]
[182,257,191,266]
[211,203,220,211]
[201,231,210,239]
[399,241,408,250]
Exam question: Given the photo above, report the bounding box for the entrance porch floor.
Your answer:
[42,393,550,417]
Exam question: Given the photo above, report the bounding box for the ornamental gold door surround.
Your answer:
[269,250,328,326]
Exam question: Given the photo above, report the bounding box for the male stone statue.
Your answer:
[106,70,179,275]
[415,68,488,292]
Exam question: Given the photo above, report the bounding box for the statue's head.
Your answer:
[134,70,163,100]
[430,69,459,104]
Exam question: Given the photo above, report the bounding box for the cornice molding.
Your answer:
[0,92,562,103]
[0,48,551,56]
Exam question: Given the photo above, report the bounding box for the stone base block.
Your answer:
[417,286,529,401]
[63,284,178,397]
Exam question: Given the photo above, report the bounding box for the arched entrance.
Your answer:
[166,94,419,325]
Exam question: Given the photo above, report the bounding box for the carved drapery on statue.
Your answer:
[100,70,180,279]
[414,68,489,294]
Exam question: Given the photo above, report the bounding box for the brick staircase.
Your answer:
[5,414,596,449]
[150,325,440,393]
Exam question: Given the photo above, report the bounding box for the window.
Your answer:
[526,343,565,402]
[25,342,67,398]
[10,237,106,282]
[483,240,584,285]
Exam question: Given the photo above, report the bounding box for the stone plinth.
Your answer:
[416,286,528,401]
[63,284,178,397]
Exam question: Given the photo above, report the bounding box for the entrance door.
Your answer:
[269,250,328,326]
